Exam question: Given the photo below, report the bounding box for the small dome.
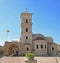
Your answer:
[34,36,45,40]
[32,33,46,41]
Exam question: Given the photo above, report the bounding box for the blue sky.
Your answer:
[0,0,60,45]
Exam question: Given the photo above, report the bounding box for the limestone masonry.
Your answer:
[0,11,60,56]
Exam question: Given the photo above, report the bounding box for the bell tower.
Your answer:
[20,11,32,44]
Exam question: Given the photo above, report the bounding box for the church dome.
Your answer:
[32,33,46,41]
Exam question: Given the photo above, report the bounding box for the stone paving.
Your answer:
[0,56,60,63]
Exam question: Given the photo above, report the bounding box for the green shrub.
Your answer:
[26,52,35,60]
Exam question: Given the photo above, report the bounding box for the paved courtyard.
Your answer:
[0,56,60,63]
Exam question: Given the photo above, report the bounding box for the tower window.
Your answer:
[26,28,28,32]
[41,45,43,49]
[26,36,28,39]
[36,45,39,49]
[26,47,29,51]
[52,47,54,51]
[26,19,28,23]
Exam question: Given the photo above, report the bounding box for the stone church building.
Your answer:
[0,11,60,56]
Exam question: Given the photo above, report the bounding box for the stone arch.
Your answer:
[8,44,19,55]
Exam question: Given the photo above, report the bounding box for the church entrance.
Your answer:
[8,44,19,56]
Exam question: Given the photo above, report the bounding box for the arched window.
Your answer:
[26,19,28,23]
[41,45,43,49]
[52,47,54,51]
[26,47,29,51]
[26,28,28,32]
[36,45,39,49]
[26,36,28,39]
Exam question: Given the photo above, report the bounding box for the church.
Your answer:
[0,11,60,56]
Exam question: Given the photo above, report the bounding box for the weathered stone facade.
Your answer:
[0,11,60,56]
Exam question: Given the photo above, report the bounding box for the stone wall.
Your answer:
[33,40,47,56]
